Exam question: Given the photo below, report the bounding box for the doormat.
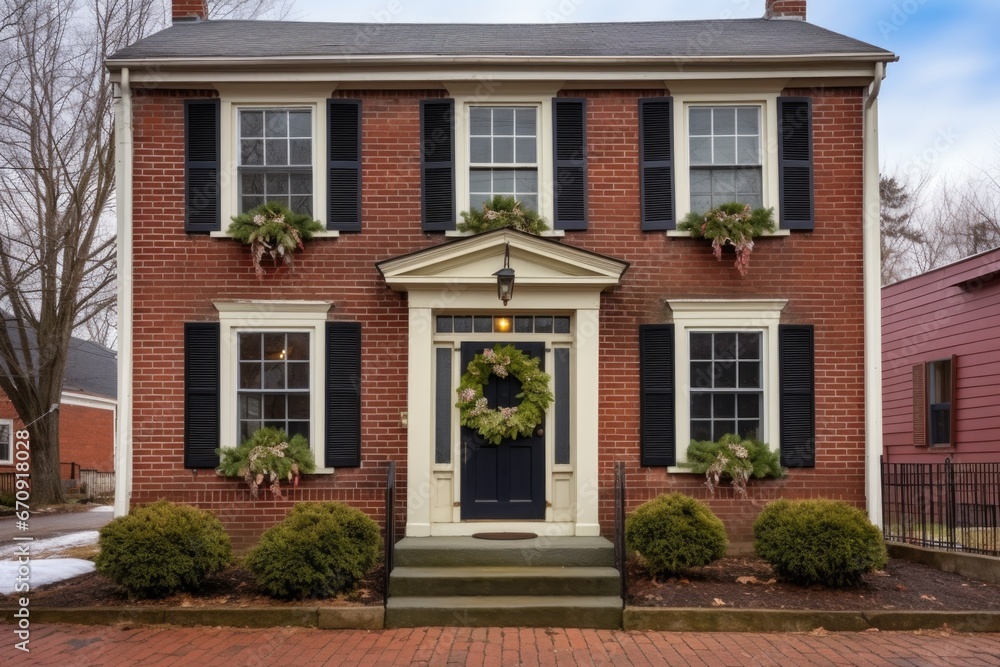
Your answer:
[471,532,537,540]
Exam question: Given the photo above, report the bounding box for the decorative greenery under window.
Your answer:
[680,434,786,499]
[678,202,776,276]
[458,195,549,235]
[226,201,324,278]
[217,427,317,500]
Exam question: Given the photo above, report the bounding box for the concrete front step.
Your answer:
[390,565,621,597]
[385,595,623,629]
[394,536,615,568]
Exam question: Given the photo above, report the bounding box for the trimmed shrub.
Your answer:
[244,501,381,599]
[625,493,728,577]
[753,499,888,588]
[95,500,232,598]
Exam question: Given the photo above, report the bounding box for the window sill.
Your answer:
[209,230,341,239]
[445,229,565,238]
[666,229,790,238]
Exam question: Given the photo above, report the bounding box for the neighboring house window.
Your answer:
[237,332,310,442]
[915,357,955,447]
[689,331,762,442]
[689,106,762,213]
[237,108,313,214]
[469,106,539,212]
[0,419,11,465]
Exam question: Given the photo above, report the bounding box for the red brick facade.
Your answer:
[765,0,808,19]
[127,83,868,551]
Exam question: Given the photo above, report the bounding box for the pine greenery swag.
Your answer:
[680,434,786,499]
[217,427,317,500]
[226,201,324,278]
[456,344,554,445]
[677,202,776,276]
[458,195,549,235]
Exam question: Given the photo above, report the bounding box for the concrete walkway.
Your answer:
[0,508,113,544]
[6,625,1000,666]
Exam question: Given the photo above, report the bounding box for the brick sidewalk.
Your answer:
[5,625,1000,666]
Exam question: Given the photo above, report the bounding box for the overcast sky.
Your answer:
[286,0,1000,188]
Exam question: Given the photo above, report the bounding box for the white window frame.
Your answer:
[668,299,787,468]
[215,300,333,472]
[447,83,559,235]
[0,418,12,465]
[213,84,337,238]
[667,88,788,237]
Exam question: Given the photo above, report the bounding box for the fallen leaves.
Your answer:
[712,598,727,607]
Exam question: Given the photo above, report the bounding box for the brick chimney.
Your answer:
[173,0,208,22]
[764,0,806,20]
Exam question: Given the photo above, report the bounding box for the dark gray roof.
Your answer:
[108,19,892,62]
[2,322,117,399]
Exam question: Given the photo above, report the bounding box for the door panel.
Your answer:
[460,341,546,520]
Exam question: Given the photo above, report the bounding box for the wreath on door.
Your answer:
[456,344,554,445]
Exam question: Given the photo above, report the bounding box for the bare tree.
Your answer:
[0,0,292,506]
[879,172,927,285]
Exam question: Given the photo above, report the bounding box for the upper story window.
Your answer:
[689,106,762,213]
[238,108,313,215]
[468,106,539,212]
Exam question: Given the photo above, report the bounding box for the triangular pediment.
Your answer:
[376,228,629,291]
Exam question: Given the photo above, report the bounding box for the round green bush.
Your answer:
[753,499,888,587]
[95,500,232,598]
[244,501,381,599]
[625,493,728,577]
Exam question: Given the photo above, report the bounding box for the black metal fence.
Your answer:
[882,457,1000,556]
[614,461,627,601]
[383,460,396,607]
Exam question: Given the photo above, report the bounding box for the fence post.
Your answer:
[945,457,956,549]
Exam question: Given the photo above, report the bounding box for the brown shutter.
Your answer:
[950,354,958,447]
[912,363,926,446]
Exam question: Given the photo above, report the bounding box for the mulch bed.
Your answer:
[3,563,385,608]
[626,557,1000,611]
[5,555,999,612]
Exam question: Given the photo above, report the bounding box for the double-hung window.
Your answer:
[469,106,539,212]
[689,106,762,213]
[237,332,311,442]
[927,358,953,447]
[689,331,763,442]
[0,419,11,465]
[238,108,313,214]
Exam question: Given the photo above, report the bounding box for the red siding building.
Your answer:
[109,0,893,551]
[882,248,1000,464]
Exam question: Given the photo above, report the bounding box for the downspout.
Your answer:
[113,67,133,517]
[863,61,886,528]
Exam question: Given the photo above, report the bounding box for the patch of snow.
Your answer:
[0,558,95,594]
[0,531,100,559]
[89,505,114,512]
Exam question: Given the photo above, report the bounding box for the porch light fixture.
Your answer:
[493,243,516,306]
[494,316,512,333]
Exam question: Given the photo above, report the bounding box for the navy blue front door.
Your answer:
[460,341,546,521]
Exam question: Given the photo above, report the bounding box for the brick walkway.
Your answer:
[5,625,1000,666]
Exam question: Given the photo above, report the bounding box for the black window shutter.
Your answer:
[326,321,362,467]
[552,98,587,230]
[184,322,220,468]
[779,324,815,467]
[639,324,675,466]
[639,97,675,231]
[420,100,455,231]
[778,97,814,230]
[184,100,220,233]
[327,99,362,232]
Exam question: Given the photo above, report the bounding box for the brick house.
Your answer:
[882,248,1000,464]
[1,326,116,482]
[108,0,893,552]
